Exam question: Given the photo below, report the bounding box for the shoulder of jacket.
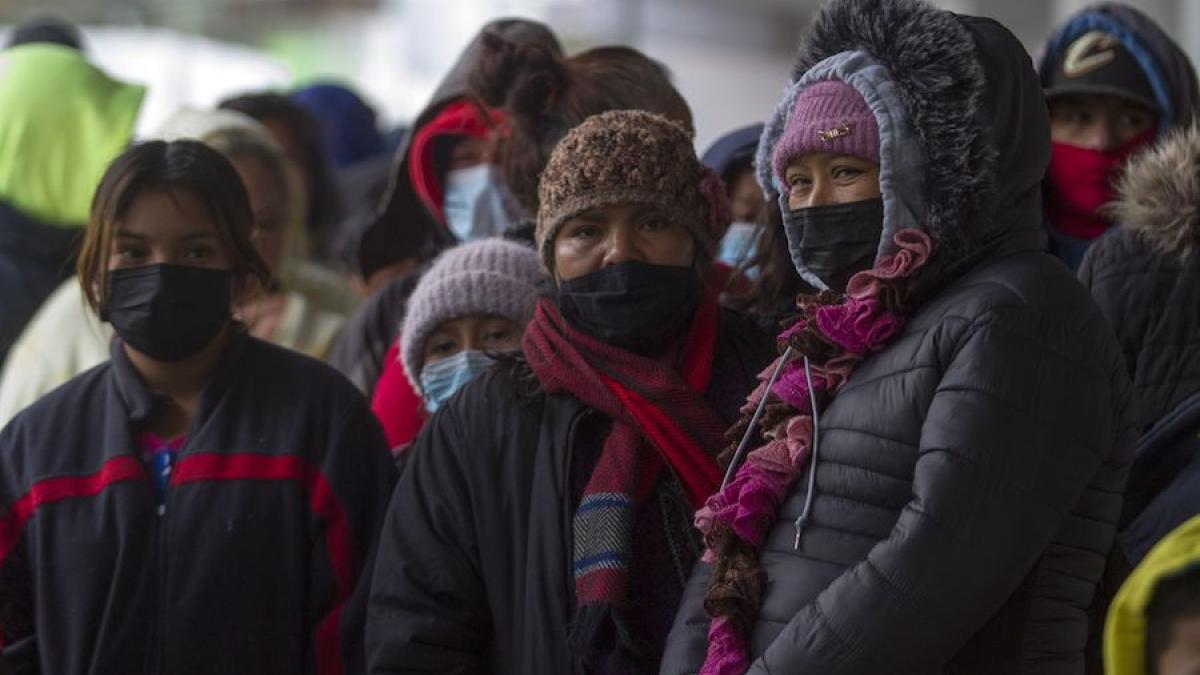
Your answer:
[0,362,114,488]
[915,251,1112,346]
[242,337,366,407]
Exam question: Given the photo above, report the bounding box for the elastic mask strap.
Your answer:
[794,356,820,550]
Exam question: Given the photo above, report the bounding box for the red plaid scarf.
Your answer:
[523,293,726,661]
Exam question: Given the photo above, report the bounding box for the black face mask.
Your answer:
[104,264,233,362]
[784,197,884,292]
[554,261,700,354]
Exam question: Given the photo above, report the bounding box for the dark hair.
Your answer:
[78,140,271,314]
[218,92,342,259]
[1146,564,1200,674]
[6,16,83,50]
[470,35,694,214]
[723,203,808,329]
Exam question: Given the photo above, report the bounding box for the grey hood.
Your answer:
[758,0,1051,291]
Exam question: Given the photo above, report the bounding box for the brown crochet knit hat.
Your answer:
[535,110,731,272]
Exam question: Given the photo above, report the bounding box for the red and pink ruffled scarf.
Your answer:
[695,228,933,674]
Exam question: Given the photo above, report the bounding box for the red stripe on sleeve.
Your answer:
[0,455,144,565]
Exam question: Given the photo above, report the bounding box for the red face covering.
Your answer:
[1045,127,1157,240]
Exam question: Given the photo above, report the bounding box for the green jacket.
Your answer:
[0,43,145,227]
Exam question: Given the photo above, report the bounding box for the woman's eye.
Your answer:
[788,175,811,190]
[639,219,670,232]
[832,166,864,181]
[118,248,144,262]
[185,246,214,260]
[430,340,457,355]
[1120,113,1152,132]
[1056,108,1089,126]
[570,225,601,240]
[484,329,512,343]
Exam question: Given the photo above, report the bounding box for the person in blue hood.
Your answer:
[1038,2,1200,270]
[291,82,387,170]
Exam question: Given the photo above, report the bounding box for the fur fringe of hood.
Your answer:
[786,0,995,256]
[1110,123,1200,256]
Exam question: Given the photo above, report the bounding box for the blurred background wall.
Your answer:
[1,0,1194,149]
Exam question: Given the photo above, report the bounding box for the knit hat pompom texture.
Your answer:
[536,110,730,272]
[772,79,880,187]
[400,238,543,393]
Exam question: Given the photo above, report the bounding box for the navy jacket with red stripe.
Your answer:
[0,331,396,675]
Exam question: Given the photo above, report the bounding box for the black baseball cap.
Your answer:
[1045,30,1160,112]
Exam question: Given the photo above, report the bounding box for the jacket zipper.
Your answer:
[150,438,184,675]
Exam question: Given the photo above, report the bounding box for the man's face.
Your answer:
[1048,93,1157,151]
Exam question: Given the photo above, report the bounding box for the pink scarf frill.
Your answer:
[694,228,933,675]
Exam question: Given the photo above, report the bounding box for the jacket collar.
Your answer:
[109,328,251,427]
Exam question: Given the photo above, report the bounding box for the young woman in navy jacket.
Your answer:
[0,139,395,675]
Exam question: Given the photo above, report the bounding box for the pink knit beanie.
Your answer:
[772,79,880,186]
[400,238,543,392]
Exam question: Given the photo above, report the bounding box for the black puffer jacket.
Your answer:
[1080,122,1200,604]
[1080,124,1200,434]
[366,310,773,674]
[661,2,1135,673]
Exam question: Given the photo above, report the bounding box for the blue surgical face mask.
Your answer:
[716,221,764,276]
[419,349,495,412]
[443,165,518,242]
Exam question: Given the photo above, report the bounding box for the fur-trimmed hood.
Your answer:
[1038,2,1200,135]
[759,0,1050,282]
[1109,123,1200,256]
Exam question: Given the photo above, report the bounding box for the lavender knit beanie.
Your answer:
[536,110,731,273]
[400,238,543,392]
[772,79,880,187]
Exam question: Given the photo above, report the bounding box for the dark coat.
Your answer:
[365,310,774,674]
[1118,389,1200,566]
[0,201,80,366]
[1079,124,1200,434]
[327,270,422,396]
[662,2,1135,673]
[0,332,396,675]
[1080,118,1200,580]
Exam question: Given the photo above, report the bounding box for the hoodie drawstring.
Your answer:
[716,348,822,551]
[721,346,793,489]
[794,356,820,550]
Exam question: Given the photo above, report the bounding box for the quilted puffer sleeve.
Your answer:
[751,306,1133,674]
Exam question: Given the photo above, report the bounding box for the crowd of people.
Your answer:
[0,0,1199,673]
